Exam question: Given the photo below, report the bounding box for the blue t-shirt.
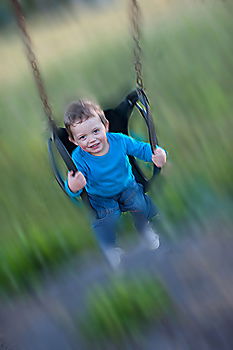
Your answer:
[65,132,157,198]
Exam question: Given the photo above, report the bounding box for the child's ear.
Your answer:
[69,136,78,145]
[105,120,109,132]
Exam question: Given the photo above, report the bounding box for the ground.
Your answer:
[1,224,233,350]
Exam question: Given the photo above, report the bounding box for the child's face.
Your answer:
[70,116,109,156]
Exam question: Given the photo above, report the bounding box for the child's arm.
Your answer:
[120,133,167,167]
[64,148,87,197]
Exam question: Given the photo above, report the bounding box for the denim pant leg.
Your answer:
[119,181,158,233]
[88,194,121,250]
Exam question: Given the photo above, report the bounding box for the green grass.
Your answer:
[79,274,171,344]
[0,0,232,292]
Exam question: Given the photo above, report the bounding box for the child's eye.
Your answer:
[93,129,99,134]
[79,135,86,140]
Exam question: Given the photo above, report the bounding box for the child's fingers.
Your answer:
[68,170,79,177]
[152,152,166,167]
[74,171,86,183]
[154,148,166,160]
[68,170,75,179]
[68,171,80,182]
[68,170,86,192]
[76,172,87,187]
[75,171,84,179]
[153,147,162,155]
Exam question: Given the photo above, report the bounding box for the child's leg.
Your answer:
[88,194,123,268]
[91,210,121,250]
[119,181,159,248]
[119,181,157,229]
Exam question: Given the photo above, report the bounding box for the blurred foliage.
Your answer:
[0,216,93,295]
[0,0,233,292]
[79,274,171,344]
[0,0,111,29]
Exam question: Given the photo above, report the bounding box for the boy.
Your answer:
[64,98,166,269]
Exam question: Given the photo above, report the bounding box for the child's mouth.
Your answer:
[89,143,100,149]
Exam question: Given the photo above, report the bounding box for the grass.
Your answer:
[0,0,232,292]
[79,274,171,344]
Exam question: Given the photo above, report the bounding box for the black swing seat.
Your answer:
[48,90,160,205]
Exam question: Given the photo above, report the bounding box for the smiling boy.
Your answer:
[64,99,166,269]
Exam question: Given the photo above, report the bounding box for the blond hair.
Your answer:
[64,99,108,140]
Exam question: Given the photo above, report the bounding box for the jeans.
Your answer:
[88,181,158,250]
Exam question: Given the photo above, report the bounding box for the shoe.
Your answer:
[104,247,124,270]
[143,225,160,250]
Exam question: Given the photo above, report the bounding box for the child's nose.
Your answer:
[88,136,96,144]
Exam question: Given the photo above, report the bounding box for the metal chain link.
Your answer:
[11,0,55,129]
[12,0,144,123]
[129,0,144,90]
[129,1,159,154]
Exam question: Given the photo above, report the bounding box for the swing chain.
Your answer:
[13,0,144,117]
[130,0,144,90]
[11,0,55,131]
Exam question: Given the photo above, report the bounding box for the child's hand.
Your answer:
[152,147,167,168]
[68,170,87,193]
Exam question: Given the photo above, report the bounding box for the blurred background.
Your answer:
[0,0,233,349]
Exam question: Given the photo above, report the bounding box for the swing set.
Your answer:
[11,0,161,206]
